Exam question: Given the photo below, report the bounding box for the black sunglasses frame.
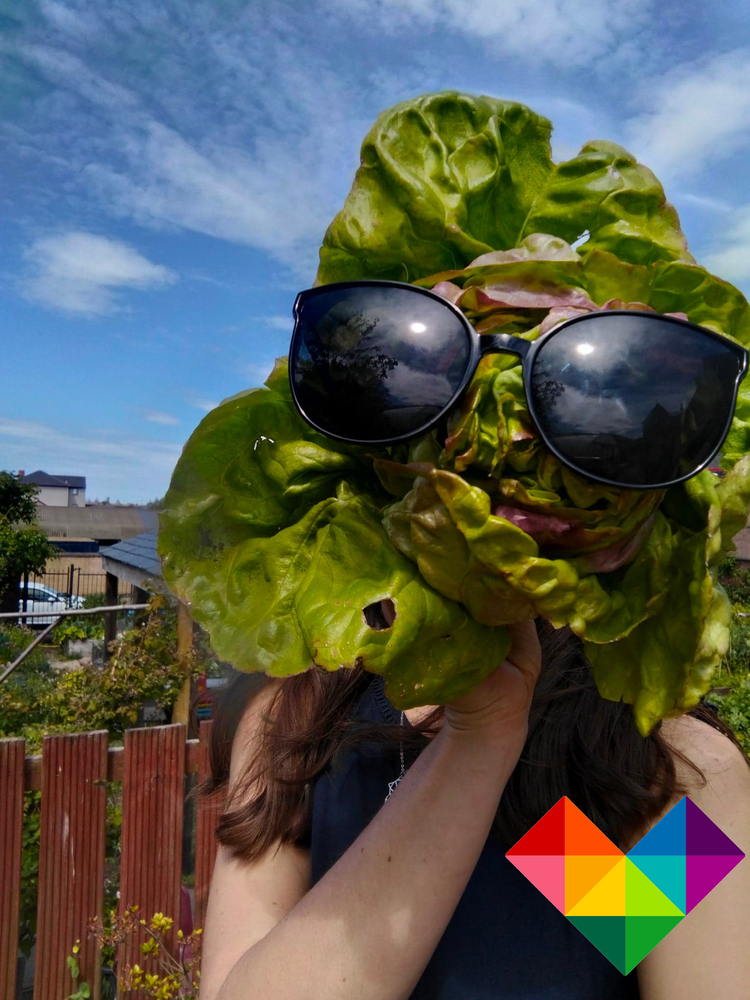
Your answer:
[289,279,749,491]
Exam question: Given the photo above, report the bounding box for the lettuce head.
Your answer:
[159,92,750,735]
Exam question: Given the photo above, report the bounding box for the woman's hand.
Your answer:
[445,618,542,738]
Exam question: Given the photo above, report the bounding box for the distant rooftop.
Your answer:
[20,470,86,489]
[36,505,158,540]
[100,531,162,578]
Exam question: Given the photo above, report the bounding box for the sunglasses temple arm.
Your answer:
[479,333,531,359]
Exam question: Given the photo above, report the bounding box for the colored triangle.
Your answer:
[506,797,566,857]
[685,854,745,913]
[685,798,745,857]
[628,797,686,856]
[626,855,685,913]
[564,854,623,914]
[505,855,566,912]
[568,917,627,974]
[564,798,622,856]
[624,859,683,916]
[567,857,626,916]
[624,916,683,973]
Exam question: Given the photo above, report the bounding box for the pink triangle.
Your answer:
[506,854,566,912]
[685,854,745,913]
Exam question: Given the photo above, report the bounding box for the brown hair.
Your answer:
[205,620,746,860]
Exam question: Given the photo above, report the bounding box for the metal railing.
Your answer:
[0,604,149,683]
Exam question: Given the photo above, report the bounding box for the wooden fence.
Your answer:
[0,722,224,1000]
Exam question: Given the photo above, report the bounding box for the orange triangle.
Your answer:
[564,799,622,856]
[565,854,624,914]
[567,857,627,916]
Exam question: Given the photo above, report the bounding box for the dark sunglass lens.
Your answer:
[530,313,744,488]
[292,286,472,441]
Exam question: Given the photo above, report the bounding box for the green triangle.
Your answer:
[625,916,683,973]
[625,859,683,916]
[568,916,627,974]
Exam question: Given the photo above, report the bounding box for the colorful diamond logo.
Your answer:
[506,796,744,974]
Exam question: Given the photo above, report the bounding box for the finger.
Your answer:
[504,618,542,679]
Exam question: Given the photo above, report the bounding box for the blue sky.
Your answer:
[2,0,750,503]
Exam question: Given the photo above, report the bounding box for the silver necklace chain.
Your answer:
[385,711,406,803]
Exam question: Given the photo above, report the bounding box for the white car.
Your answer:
[18,582,84,627]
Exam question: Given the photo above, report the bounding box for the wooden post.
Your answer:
[118,725,185,973]
[194,720,224,936]
[103,572,118,661]
[172,601,193,727]
[34,731,108,1000]
[0,738,25,1000]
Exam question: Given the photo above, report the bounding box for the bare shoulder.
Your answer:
[658,713,750,849]
[660,713,750,782]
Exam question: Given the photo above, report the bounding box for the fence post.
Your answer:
[68,563,75,605]
[103,573,118,661]
[194,720,224,937]
[172,602,193,727]
[33,731,108,1000]
[118,725,185,974]
[0,738,25,1000]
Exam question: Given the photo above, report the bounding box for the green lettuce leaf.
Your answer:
[160,91,750,735]
[159,371,510,708]
[317,92,694,286]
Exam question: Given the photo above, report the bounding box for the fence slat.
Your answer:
[195,720,225,933]
[118,724,185,972]
[33,731,108,1000]
[0,738,25,1000]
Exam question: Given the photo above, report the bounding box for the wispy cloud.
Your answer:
[259,315,292,331]
[189,398,220,413]
[4,6,375,281]
[0,416,181,503]
[626,49,750,179]
[702,204,750,283]
[242,360,279,383]
[142,409,180,426]
[677,192,734,214]
[332,0,653,68]
[20,231,177,316]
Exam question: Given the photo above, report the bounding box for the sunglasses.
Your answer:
[288,280,748,490]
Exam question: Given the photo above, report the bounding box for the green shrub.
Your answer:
[718,556,750,608]
[0,623,51,670]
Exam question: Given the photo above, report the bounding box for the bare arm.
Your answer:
[636,715,750,999]
[207,621,541,1000]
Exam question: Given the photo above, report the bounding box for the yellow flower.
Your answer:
[72,944,80,955]
[150,912,174,933]
[177,929,183,940]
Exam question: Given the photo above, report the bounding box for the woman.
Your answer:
[198,617,750,999]
[156,92,750,998]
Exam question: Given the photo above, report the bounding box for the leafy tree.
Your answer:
[0,471,57,614]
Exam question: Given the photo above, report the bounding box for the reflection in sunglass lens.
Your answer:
[292,286,472,441]
[530,313,744,488]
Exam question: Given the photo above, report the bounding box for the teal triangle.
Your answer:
[568,916,627,974]
[627,855,686,913]
[628,797,686,856]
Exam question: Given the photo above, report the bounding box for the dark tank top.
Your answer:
[309,674,641,1000]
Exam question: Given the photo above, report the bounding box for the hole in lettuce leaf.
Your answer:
[363,599,396,630]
